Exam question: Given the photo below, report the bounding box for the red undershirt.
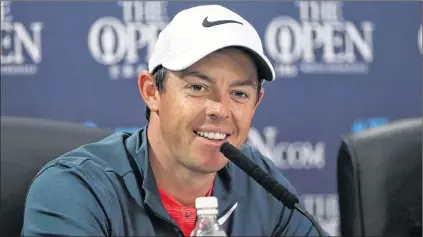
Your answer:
[158,186,213,237]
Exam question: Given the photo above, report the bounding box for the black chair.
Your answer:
[0,116,113,236]
[337,117,422,236]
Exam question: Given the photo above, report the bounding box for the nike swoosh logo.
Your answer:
[202,17,243,27]
[218,202,238,225]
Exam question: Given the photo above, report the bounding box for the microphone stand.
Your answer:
[293,203,326,237]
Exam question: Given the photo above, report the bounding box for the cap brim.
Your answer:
[160,41,275,82]
[236,47,275,82]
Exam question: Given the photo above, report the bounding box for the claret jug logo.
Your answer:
[88,1,169,80]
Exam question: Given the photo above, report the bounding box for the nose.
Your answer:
[205,98,230,121]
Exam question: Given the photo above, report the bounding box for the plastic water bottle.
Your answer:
[190,197,227,236]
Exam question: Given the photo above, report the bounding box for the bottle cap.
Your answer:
[195,196,218,209]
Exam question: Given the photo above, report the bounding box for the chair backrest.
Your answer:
[0,116,113,236]
[337,117,422,236]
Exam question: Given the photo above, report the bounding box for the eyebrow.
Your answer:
[180,70,258,89]
[180,70,211,83]
[230,79,257,88]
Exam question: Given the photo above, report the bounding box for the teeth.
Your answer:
[196,131,227,140]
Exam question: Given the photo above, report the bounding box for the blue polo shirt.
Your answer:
[21,126,326,236]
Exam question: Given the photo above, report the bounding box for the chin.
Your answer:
[191,153,229,173]
[197,162,227,174]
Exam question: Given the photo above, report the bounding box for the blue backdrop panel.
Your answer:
[1,1,422,235]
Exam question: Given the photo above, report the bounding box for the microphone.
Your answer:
[220,142,326,237]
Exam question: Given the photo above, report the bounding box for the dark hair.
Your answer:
[145,66,264,121]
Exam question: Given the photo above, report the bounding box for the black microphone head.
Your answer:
[220,142,253,170]
[220,142,232,153]
[220,142,246,168]
[220,141,300,210]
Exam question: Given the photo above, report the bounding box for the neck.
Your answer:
[147,123,215,208]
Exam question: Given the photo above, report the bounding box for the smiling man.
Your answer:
[21,5,326,237]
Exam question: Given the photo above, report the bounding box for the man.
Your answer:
[22,5,327,236]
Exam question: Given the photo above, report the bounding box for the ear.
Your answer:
[253,87,264,113]
[138,71,160,113]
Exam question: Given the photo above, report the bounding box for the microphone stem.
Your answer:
[294,203,326,237]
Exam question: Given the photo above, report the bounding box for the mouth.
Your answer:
[193,130,230,143]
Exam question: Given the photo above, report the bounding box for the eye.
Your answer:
[231,90,249,98]
[190,85,205,92]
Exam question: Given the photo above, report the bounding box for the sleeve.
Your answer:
[247,147,330,236]
[21,160,111,236]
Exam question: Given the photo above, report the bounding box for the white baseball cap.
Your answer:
[148,5,276,81]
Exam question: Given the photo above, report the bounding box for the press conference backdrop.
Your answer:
[1,1,422,235]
